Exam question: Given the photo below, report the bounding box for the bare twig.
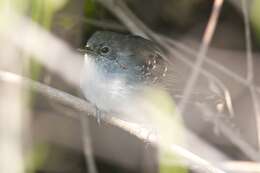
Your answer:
[198,104,260,161]
[0,14,82,86]
[55,14,127,33]
[178,0,224,113]
[95,0,147,37]
[222,161,260,172]
[80,115,98,173]
[0,8,257,170]
[241,0,254,82]
[0,52,26,173]
[0,71,94,116]
[164,37,259,92]
[241,0,260,149]
[164,44,234,116]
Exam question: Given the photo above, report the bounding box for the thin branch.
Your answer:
[241,0,254,82]
[176,71,260,161]
[57,15,127,32]
[222,161,260,172]
[241,0,260,149]
[198,104,260,161]
[178,0,224,114]
[0,54,25,173]
[0,13,82,86]
[165,44,234,116]
[0,71,95,117]
[163,37,259,90]
[96,0,148,37]
[80,115,98,173]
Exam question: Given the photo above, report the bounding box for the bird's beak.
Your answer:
[77,48,88,54]
[77,47,95,55]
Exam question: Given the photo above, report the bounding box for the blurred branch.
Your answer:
[0,1,257,165]
[0,44,26,173]
[0,14,82,86]
[80,116,98,173]
[0,70,227,173]
[95,0,149,38]
[227,0,253,12]
[0,8,258,171]
[0,71,94,116]
[198,104,260,161]
[178,0,223,113]
[241,0,260,149]
[164,37,260,92]
[222,161,260,172]
[242,0,254,83]
[58,15,127,32]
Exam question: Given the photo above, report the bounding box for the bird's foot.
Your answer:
[95,106,102,125]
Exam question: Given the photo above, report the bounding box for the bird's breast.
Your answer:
[80,56,132,112]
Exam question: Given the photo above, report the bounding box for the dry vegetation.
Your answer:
[0,0,260,173]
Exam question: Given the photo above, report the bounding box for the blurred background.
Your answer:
[1,0,260,173]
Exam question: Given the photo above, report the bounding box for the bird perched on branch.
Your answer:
[80,31,227,123]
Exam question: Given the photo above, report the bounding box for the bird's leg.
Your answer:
[95,106,102,125]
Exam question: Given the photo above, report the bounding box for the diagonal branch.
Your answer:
[241,0,260,149]
[197,104,260,161]
[0,70,228,173]
[178,0,224,113]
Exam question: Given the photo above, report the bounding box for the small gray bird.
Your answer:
[80,31,226,122]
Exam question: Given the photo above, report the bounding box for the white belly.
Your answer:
[80,56,130,112]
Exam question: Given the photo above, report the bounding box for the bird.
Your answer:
[80,31,226,123]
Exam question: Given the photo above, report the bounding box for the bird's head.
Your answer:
[83,31,168,86]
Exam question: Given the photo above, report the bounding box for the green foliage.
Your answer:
[84,0,96,17]
[0,0,28,26]
[160,161,187,173]
[0,0,28,13]
[26,144,49,173]
[29,0,68,104]
[159,147,187,173]
[251,0,260,46]
[83,0,99,35]
[142,88,187,173]
[31,0,68,28]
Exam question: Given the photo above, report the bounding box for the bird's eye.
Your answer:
[99,46,110,55]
